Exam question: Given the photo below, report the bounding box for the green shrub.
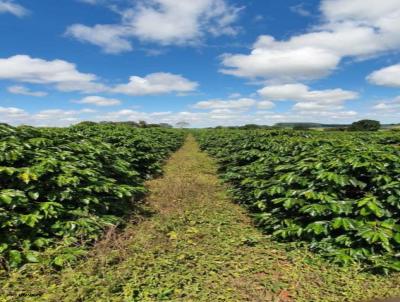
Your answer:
[349,119,381,131]
[195,129,400,273]
[0,124,184,268]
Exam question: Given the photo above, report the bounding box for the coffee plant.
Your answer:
[0,124,184,268]
[195,129,400,273]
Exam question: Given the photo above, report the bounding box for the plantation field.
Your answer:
[195,129,400,273]
[1,127,400,301]
[0,124,184,268]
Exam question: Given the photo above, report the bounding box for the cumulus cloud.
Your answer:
[290,109,358,118]
[258,83,359,110]
[95,108,248,126]
[0,106,28,120]
[95,107,361,127]
[113,72,198,96]
[373,96,400,112]
[67,0,241,53]
[0,104,363,128]
[66,24,133,54]
[7,85,47,97]
[257,100,275,109]
[33,108,95,121]
[193,98,256,110]
[0,107,95,126]
[0,55,107,93]
[73,96,121,106]
[0,55,200,98]
[32,109,95,126]
[0,0,29,17]
[321,0,400,23]
[367,64,400,87]
[290,3,312,17]
[221,44,339,81]
[221,0,400,82]
[123,0,240,44]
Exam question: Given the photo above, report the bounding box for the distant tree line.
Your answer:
[0,120,192,129]
[348,119,381,131]
[0,119,388,131]
[323,120,381,132]
[209,120,383,132]
[209,124,276,130]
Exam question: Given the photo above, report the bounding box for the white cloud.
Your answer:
[7,85,47,97]
[113,72,198,96]
[26,109,96,126]
[373,96,400,112]
[258,83,359,110]
[0,55,199,97]
[78,0,99,4]
[67,0,241,53]
[0,105,364,128]
[220,0,400,82]
[94,109,229,126]
[291,109,358,118]
[228,92,241,98]
[0,107,96,126]
[124,0,240,44]
[0,0,29,17]
[74,96,121,106]
[221,41,340,81]
[257,100,275,109]
[0,55,107,93]
[290,3,311,17]
[66,24,133,54]
[107,108,354,127]
[193,98,256,110]
[33,109,96,121]
[258,83,358,102]
[258,83,309,100]
[367,64,400,87]
[321,0,400,23]
[149,111,172,116]
[0,106,27,119]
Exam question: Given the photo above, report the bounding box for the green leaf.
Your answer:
[25,251,40,263]
[28,191,40,200]
[0,243,9,253]
[9,250,22,267]
[394,233,400,244]
[53,255,66,267]
[19,213,42,228]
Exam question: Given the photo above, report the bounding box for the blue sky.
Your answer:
[0,0,399,127]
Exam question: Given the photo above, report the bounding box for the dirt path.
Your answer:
[2,136,400,302]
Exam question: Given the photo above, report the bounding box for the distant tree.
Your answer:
[121,121,139,127]
[241,124,261,129]
[293,125,310,131]
[176,121,190,128]
[324,127,348,132]
[138,120,148,128]
[349,119,381,131]
[159,123,173,128]
[146,123,161,128]
[75,121,97,127]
